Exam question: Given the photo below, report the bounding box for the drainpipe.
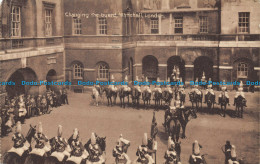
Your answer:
[217,0,221,91]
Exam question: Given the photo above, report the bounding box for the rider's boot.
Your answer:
[233,98,236,106]
[227,98,230,106]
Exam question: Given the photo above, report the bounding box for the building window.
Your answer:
[199,16,208,33]
[99,18,107,35]
[98,63,109,79]
[73,17,82,35]
[174,17,183,34]
[73,64,83,79]
[45,9,52,36]
[238,12,249,33]
[151,18,159,34]
[11,6,21,37]
[237,62,248,78]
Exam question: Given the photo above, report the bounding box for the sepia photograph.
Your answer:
[0,0,259,163]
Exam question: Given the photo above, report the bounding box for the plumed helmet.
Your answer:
[167,136,175,149]
[152,112,157,124]
[125,75,128,82]
[136,76,139,81]
[58,125,62,137]
[91,132,96,145]
[238,81,243,91]
[38,122,43,134]
[207,84,212,89]
[202,72,205,79]
[145,77,148,82]
[193,140,200,155]
[142,133,148,145]
[231,145,237,158]
[111,75,115,81]
[73,128,79,140]
[157,77,160,83]
[16,121,22,133]
[167,77,170,83]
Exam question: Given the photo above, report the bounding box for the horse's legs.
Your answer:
[181,123,187,139]
[176,124,180,142]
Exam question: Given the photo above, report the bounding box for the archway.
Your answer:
[6,67,38,98]
[46,69,57,90]
[167,56,185,82]
[142,55,158,81]
[194,56,213,81]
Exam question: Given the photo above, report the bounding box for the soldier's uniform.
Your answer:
[51,125,71,162]
[189,140,203,163]
[233,81,246,107]
[135,133,154,164]
[109,75,118,92]
[30,122,51,157]
[113,134,131,164]
[164,136,178,163]
[67,128,89,164]
[228,145,239,164]
[5,102,15,129]
[62,88,69,105]
[18,96,27,123]
[8,121,30,156]
[204,84,215,103]
[88,132,105,163]
[218,82,230,105]
[41,96,48,114]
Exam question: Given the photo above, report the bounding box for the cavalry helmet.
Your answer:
[91,132,96,145]
[142,133,148,145]
[58,125,62,137]
[73,128,79,140]
[16,121,22,133]
[38,122,43,134]
[193,140,200,155]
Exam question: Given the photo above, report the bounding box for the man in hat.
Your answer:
[218,80,230,106]
[51,125,71,162]
[163,101,180,128]
[135,133,154,164]
[204,84,215,103]
[189,140,203,163]
[67,128,89,163]
[113,134,131,164]
[228,145,239,164]
[233,81,246,107]
[164,136,178,163]
[88,132,105,163]
[8,121,30,156]
[30,122,51,157]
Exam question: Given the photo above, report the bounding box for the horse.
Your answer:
[162,90,173,108]
[131,87,141,109]
[189,91,203,112]
[178,107,197,139]
[154,90,162,110]
[92,87,100,107]
[104,87,117,106]
[219,94,229,117]
[205,92,215,114]
[164,142,181,164]
[3,124,37,164]
[235,95,246,118]
[188,154,207,164]
[142,90,151,109]
[167,117,181,143]
[118,87,131,108]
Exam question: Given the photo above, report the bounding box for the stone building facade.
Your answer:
[1,0,259,100]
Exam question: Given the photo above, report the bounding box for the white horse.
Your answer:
[92,87,100,107]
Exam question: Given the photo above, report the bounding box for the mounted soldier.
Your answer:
[218,80,230,105]
[204,82,216,113]
[8,121,30,157]
[164,136,180,164]
[25,95,31,118]
[189,140,205,164]
[135,133,155,164]
[201,72,207,90]
[113,134,131,164]
[228,145,240,164]
[50,125,71,162]
[67,128,89,164]
[30,122,51,157]
[36,95,42,115]
[234,81,247,107]
[87,132,105,163]
[62,87,69,105]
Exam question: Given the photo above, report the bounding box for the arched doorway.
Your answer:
[6,67,38,98]
[142,55,158,81]
[129,58,134,82]
[194,56,213,81]
[167,56,185,82]
[46,69,57,90]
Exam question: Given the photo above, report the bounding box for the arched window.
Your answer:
[98,63,109,79]
[73,64,83,79]
[237,62,248,78]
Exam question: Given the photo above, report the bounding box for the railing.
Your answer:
[0,36,63,51]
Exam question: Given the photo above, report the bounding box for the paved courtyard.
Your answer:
[1,89,259,164]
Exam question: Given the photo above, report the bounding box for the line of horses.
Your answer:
[92,85,247,118]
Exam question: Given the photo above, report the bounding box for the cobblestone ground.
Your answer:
[1,89,259,164]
